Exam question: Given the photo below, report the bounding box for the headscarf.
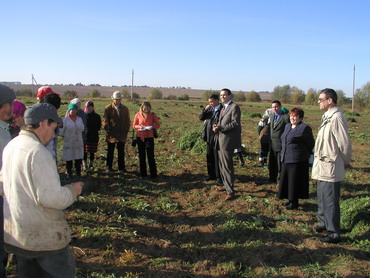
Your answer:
[84,101,94,113]
[67,103,78,112]
[70,98,81,105]
[13,100,26,119]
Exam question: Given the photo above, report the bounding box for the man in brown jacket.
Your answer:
[102,91,130,173]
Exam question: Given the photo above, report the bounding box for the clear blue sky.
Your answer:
[1,0,369,95]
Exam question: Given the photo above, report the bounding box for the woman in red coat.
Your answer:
[132,102,160,178]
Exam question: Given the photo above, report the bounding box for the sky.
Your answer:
[1,0,370,96]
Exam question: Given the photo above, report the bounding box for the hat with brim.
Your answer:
[24,103,63,126]
[111,91,123,100]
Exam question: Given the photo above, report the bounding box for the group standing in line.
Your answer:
[0,84,353,277]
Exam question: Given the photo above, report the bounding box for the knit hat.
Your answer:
[13,100,26,119]
[67,103,78,112]
[0,84,16,106]
[37,86,57,100]
[24,103,62,126]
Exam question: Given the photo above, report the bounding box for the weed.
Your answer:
[155,196,179,213]
[149,257,172,268]
[117,249,140,266]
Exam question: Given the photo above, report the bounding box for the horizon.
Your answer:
[1,1,370,96]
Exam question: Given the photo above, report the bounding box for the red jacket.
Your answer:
[132,112,160,141]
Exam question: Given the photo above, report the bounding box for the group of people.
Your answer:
[0,84,353,276]
[201,88,352,244]
[0,84,160,277]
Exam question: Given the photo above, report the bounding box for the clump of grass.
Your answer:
[155,196,179,213]
[177,130,206,154]
[117,249,140,266]
[341,196,370,231]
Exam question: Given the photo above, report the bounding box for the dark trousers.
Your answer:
[268,149,281,183]
[259,142,269,158]
[317,181,341,237]
[66,159,82,176]
[206,142,220,179]
[107,142,125,171]
[16,246,75,278]
[137,138,157,178]
[84,152,95,161]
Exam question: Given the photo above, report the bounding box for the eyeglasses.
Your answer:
[318,98,327,102]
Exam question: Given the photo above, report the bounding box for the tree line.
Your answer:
[13,82,370,109]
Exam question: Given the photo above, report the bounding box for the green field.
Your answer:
[9,98,370,278]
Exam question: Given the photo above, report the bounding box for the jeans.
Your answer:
[16,246,75,278]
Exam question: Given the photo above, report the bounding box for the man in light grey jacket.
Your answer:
[312,88,352,244]
[2,103,84,277]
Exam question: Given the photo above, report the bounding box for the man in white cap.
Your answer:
[102,91,130,173]
[0,84,16,277]
[2,103,83,277]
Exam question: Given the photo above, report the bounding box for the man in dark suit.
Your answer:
[268,100,290,184]
[199,94,222,183]
[213,89,241,201]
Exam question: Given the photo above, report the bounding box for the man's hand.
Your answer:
[212,124,220,132]
[205,104,212,110]
[71,181,84,196]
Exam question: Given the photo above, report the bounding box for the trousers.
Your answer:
[317,180,341,237]
[16,246,75,278]
[106,142,126,170]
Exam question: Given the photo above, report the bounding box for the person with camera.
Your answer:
[132,102,160,179]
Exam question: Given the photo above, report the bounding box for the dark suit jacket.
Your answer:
[216,102,241,151]
[280,122,315,163]
[199,104,222,144]
[269,113,290,152]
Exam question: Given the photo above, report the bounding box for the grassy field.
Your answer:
[9,98,370,277]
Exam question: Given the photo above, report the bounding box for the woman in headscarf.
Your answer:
[59,103,85,178]
[83,101,101,171]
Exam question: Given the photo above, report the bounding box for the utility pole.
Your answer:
[131,69,134,99]
[31,74,38,97]
[352,64,355,114]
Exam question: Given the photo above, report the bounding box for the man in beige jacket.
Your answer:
[312,88,352,244]
[3,103,83,277]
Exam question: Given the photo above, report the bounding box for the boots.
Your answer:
[89,160,94,170]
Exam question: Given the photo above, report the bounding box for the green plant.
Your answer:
[155,196,179,212]
[341,196,370,231]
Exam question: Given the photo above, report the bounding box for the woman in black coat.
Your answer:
[278,107,315,210]
[83,101,102,170]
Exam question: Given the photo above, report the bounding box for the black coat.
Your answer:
[280,122,315,163]
[85,111,102,143]
[199,104,222,144]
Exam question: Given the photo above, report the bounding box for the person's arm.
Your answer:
[332,115,352,165]
[302,125,315,154]
[32,151,80,210]
[132,113,141,130]
[199,105,213,121]
[102,107,110,132]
